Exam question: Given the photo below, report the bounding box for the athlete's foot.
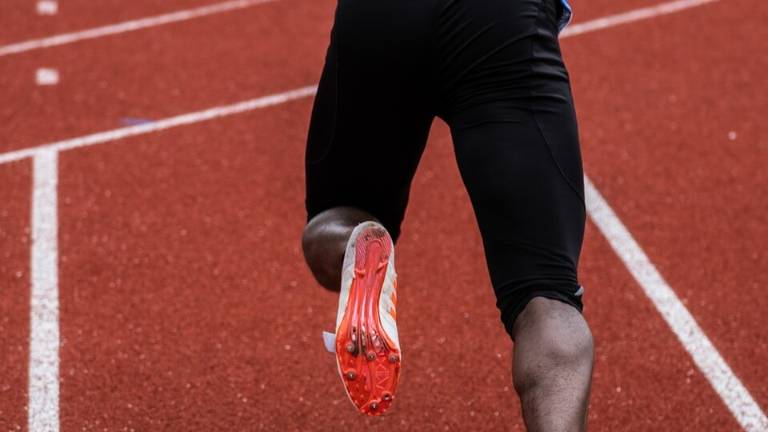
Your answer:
[332,221,401,416]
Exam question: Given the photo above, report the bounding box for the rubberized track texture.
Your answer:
[1,0,767,430]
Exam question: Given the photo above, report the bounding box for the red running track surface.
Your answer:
[48,105,738,430]
[1,0,766,430]
[567,0,768,410]
[0,161,32,431]
[0,0,332,151]
[0,0,221,44]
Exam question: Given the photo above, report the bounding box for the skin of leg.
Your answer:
[511,297,594,432]
[301,206,379,291]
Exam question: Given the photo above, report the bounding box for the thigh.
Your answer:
[443,0,586,335]
[305,0,436,241]
[450,103,586,335]
[436,0,571,126]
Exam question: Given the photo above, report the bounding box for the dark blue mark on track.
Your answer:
[120,117,153,126]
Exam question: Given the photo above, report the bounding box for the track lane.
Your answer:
[0,0,223,44]
[413,124,740,431]
[56,101,324,431]
[0,0,660,49]
[581,218,740,431]
[566,0,768,413]
[3,0,760,424]
[0,161,32,432]
[0,0,333,153]
[0,0,716,155]
[51,99,740,429]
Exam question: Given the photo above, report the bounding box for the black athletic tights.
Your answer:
[305,0,586,336]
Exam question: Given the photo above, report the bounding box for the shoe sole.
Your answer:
[335,226,401,416]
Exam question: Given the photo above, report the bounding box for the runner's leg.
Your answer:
[440,0,593,428]
[302,0,436,289]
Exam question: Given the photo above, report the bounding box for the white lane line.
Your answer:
[0,0,716,57]
[0,1,751,429]
[0,0,277,58]
[561,0,718,37]
[585,176,768,432]
[0,0,722,165]
[29,150,60,432]
[0,0,718,164]
[0,85,318,165]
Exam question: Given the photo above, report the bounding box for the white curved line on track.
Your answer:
[561,0,718,37]
[0,0,724,165]
[0,0,277,57]
[584,177,768,432]
[0,86,318,165]
[11,0,767,431]
[0,0,717,58]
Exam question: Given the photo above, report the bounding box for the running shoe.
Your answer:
[331,221,401,416]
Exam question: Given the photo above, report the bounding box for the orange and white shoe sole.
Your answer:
[335,226,400,416]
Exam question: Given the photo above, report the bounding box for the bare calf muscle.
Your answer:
[513,298,594,432]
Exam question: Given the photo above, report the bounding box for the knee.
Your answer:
[515,297,593,349]
[540,322,593,369]
[512,298,594,387]
[301,207,377,291]
[301,222,345,291]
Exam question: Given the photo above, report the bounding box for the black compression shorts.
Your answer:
[305,0,586,336]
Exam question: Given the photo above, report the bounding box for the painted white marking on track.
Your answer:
[561,0,719,37]
[0,1,753,429]
[0,0,277,58]
[36,0,59,15]
[35,68,59,86]
[0,0,724,164]
[29,150,60,432]
[0,0,718,58]
[0,85,317,165]
[584,176,768,432]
